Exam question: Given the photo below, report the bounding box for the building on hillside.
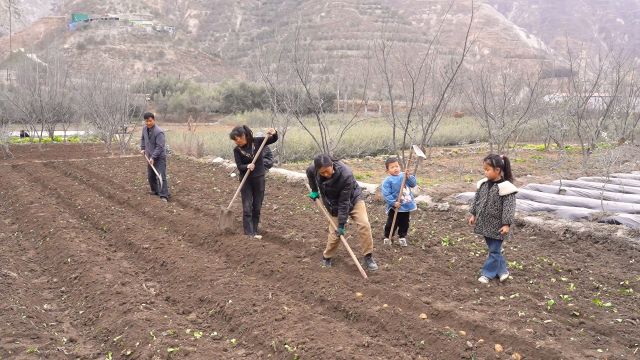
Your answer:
[71,12,89,23]
[68,12,120,31]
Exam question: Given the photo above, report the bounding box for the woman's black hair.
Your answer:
[229,125,254,146]
[483,153,514,182]
[313,153,334,170]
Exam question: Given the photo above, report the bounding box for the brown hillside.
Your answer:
[2,0,638,81]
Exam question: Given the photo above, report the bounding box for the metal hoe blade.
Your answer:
[412,144,427,159]
[218,206,234,231]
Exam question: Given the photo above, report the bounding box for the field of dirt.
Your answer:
[1,144,639,359]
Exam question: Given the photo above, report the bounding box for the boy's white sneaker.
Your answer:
[254,234,263,240]
[499,272,510,282]
[398,238,408,247]
[478,275,490,284]
[383,238,391,245]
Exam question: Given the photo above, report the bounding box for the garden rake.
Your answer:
[388,145,426,243]
[218,135,271,231]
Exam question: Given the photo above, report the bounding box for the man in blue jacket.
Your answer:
[140,112,170,202]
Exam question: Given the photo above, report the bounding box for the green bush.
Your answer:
[216,81,269,114]
[138,77,338,117]
[9,137,33,144]
[521,144,547,151]
[68,135,82,143]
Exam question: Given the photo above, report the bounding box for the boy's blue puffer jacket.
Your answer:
[381,173,418,213]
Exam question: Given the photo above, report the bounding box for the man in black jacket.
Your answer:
[306,154,378,271]
[140,112,170,202]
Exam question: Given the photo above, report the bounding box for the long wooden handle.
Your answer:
[144,153,163,190]
[305,183,368,279]
[226,135,271,209]
[389,151,413,238]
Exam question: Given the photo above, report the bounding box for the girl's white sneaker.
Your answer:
[478,276,490,284]
[499,273,510,282]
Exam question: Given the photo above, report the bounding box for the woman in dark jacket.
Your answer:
[229,125,278,239]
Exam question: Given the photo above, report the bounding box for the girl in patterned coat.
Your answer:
[468,154,518,284]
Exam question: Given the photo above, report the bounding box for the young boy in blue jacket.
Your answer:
[381,157,417,247]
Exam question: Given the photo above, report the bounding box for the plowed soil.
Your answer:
[1,144,638,359]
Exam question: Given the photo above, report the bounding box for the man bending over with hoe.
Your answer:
[307,154,378,271]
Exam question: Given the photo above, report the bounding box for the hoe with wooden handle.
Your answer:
[389,145,426,242]
[218,135,271,231]
[305,183,368,279]
[144,153,163,192]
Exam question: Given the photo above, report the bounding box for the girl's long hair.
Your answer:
[483,154,514,182]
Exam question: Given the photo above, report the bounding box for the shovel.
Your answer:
[388,145,426,242]
[218,135,271,231]
[305,183,368,279]
[144,153,163,192]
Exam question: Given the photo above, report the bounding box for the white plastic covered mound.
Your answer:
[455,172,640,229]
[517,189,640,214]
[523,183,640,203]
[550,180,640,194]
[577,177,640,188]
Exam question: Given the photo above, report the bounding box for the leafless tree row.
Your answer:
[0,52,144,154]
[465,42,639,165]
[0,93,12,159]
[257,0,475,165]
[375,0,474,169]
[253,0,638,171]
[80,67,142,154]
[258,25,372,160]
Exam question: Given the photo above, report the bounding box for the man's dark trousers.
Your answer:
[147,158,170,198]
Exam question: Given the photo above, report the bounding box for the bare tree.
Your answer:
[5,52,74,143]
[59,91,78,142]
[258,24,372,158]
[538,80,572,151]
[0,0,23,83]
[80,67,143,154]
[257,45,295,161]
[610,67,640,145]
[374,0,475,167]
[563,43,631,164]
[465,64,543,155]
[0,92,13,159]
[539,89,571,193]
